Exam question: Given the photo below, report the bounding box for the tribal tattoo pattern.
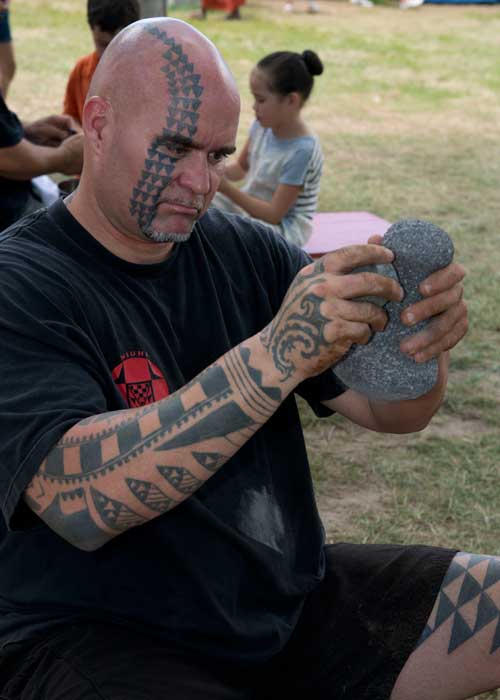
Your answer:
[419,552,500,654]
[26,346,282,549]
[261,261,330,381]
[129,25,204,232]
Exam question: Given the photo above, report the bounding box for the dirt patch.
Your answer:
[310,411,492,540]
[317,483,385,541]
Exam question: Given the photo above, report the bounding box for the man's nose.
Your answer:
[177,151,211,195]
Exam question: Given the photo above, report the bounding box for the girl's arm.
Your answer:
[223,138,251,181]
[217,178,301,225]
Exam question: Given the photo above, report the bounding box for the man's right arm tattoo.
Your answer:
[261,260,330,382]
[24,342,287,550]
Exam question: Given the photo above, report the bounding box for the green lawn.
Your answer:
[8,2,500,696]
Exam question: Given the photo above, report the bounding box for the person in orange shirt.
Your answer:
[191,0,245,21]
[62,0,140,125]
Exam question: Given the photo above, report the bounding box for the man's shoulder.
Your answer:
[0,206,65,268]
[197,207,310,275]
[198,207,282,252]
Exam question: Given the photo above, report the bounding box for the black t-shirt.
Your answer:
[0,94,32,231]
[0,201,345,663]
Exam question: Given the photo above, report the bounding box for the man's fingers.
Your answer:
[324,318,373,352]
[419,262,466,296]
[323,298,389,333]
[367,234,384,245]
[320,244,394,275]
[402,283,464,326]
[331,270,403,304]
[400,301,468,361]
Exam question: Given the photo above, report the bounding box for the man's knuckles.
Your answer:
[321,244,394,274]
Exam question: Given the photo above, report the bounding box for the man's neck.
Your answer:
[66,188,176,265]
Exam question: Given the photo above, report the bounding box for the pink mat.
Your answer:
[303,211,392,258]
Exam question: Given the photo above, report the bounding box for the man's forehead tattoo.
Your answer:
[129,26,204,230]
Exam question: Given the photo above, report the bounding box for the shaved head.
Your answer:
[75,18,240,259]
[88,18,238,118]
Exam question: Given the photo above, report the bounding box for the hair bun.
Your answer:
[301,50,324,77]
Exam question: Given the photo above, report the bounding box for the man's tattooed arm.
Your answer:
[25,245,401,550]
[24,338,299,551]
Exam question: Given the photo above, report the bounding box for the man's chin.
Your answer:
[142,227,193,244]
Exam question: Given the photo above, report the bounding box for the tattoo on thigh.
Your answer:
[418,552,500,654]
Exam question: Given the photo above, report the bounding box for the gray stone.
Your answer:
[334,219,454,401]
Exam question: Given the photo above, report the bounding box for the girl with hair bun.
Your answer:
[211,49,324,247]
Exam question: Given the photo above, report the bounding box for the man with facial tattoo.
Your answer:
[0,18,493,700]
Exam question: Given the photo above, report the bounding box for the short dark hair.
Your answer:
[257,50,324,102]
[87,0,140,32]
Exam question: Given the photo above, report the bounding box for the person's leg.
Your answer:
[0,622,254,700]
[190,2,207,19]
[392,551,500,700]
[225,1,242,19]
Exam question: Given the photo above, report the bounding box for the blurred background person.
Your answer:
[191,0,245,20]
[211,49,324,247]
[63,0,140,125]
[283,1,319,12]
[0,0,15,97]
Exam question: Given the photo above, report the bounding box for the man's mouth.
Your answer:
[157,199,202,216]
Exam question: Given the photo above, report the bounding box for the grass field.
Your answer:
[7,1,500,696]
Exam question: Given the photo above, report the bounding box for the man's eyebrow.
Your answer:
[156,133,236,156]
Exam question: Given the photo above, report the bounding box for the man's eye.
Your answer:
[209,152,228,165]
[157,142,188,159]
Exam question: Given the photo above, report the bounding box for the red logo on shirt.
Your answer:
[112,351,169,407]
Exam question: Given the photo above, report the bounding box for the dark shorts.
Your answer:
[0,543,457,700]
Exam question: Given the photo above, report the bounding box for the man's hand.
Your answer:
[399,262,467,362]
[23,115,81,147]
[261,244,403,384]
[366,233,468,363]
[57,132,84,175]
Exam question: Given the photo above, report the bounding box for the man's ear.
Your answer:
[82,96,111,153]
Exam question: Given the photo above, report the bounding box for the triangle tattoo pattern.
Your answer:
[418,553,500,654]
[157,465,203,496]
[129,26,204,230]
[126,477,175,512]
[91,486,147,532]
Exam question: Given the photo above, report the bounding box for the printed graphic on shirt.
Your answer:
[112,351,169,408]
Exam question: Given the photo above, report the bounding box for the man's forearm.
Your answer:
[25,336,298,551]
[327,353,449,435]
[220,182,282,224]
[0,139,67,179]
[367,352,449,433]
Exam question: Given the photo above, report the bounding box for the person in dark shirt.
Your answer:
[0,93,83,229]
[0,0,16,97]
[0,16,494,700]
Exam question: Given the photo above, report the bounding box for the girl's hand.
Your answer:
[217,177,231,196]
